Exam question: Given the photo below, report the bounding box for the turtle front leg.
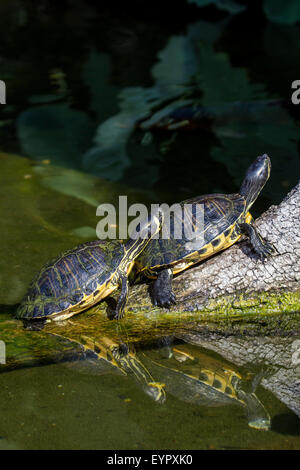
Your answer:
[149,269,176,308]
[112,275,129,320]
[239,222,276,261]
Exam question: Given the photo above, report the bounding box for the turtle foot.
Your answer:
[258,240,277,260]
[149,269,176,308]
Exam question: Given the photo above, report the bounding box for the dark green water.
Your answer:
[0,331,300,450]
[0,362,297,450]
[0,0,299,450]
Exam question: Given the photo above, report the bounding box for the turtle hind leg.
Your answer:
[105,297,118,320]
[23,318,47,330]
[149,269,176,308]
[110,275,129,320]
[239,222,277,261]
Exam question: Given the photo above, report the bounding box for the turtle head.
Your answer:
[133,207,164,241]
[125,207,164,258]
[239,154,271,210]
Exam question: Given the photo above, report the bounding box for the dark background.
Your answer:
[0,0,299,214]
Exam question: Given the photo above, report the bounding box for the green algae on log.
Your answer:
[0,315,90,371]
[1,304,299,375]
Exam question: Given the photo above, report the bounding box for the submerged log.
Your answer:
[177,329,300,420]
[128,183,300,317]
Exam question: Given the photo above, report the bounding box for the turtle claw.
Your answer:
[111,312,122,321]
[149,269,176,309]
[264,241,277,256]
[240,222,277,262]
[155,294,176,309]
[150,285,176,309]
[255,239,277,261]
[112,308,125,320]
[106,303,124,321]
[23,318,46,330]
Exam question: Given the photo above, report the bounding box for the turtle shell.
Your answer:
[135,193,247,276]
[16,240,126,320]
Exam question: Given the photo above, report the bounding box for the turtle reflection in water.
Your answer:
[47,325,269,430]
[139,339,271,430]
[53,329,166,404]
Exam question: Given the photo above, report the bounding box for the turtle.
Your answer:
[134,154,276,307]
[140,338,271,430]
[16,210,163,323]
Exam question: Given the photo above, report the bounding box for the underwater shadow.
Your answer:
[0,304,19,316]
[271,413,300,436]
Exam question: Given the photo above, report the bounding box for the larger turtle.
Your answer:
[140,338,271,430]
[135,154,276,307]
[16,211,162,322]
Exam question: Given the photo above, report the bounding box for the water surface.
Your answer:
[0,1,299,450]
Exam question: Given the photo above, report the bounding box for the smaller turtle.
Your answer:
[135,154,276,307]
[16,211,163,322]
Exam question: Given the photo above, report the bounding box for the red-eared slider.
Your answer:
[135,154,276,307]
[16,212,162,322]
